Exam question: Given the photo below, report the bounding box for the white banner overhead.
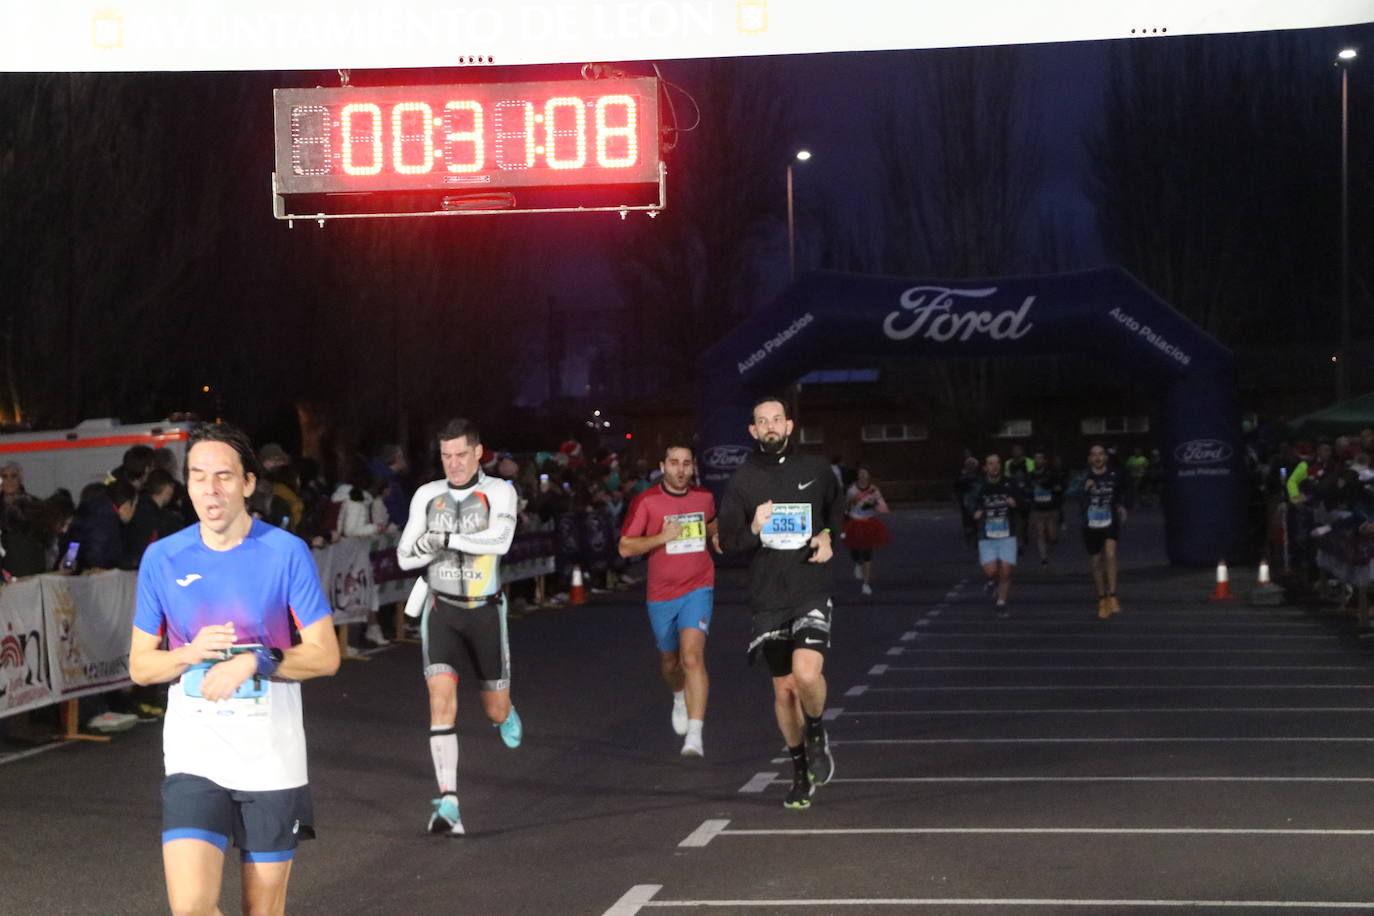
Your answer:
[2,1,1371,73]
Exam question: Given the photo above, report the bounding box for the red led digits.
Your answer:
[391,102,435,175]
[443,101,484,173]
[594,95,637,168]
[340,102,383,175]
[544,97,588,170]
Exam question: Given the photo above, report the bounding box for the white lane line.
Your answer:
[915,620,930,627]
[813,776,1374,784]
[823,707,844,721]
[619,895,1374,909]
[738,772,777,793]
[929,609,943,617]
[900,631,917,641]
[0,742,69,767]
[869,664,889,676]
[945,591,959,599]
[603,884,662,915]
[844,684,868,697]
[878,665,1367,671]
[895,648,1353,655]
[717,826,1374,837]
[865,684,1374,692]
[886,647,904,656]
[839,707,1374,716]
[838,737,1374,745]
[679,819,731,848]
[901,633,1337,640]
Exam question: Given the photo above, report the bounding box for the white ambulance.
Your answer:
[0,418,194,499]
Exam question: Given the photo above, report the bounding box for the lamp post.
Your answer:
[787,149,811,280]
[1337,47,1357,402]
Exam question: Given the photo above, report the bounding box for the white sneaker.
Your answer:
[87,711,137,733]
[861,583,873,596]
[854,564,864,581]
[365,624,389,646]
[681,733,704,757]
[671,697,688,736]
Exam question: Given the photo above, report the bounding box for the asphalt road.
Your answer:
[5,506,1374,915]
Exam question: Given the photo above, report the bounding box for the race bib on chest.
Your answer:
[1087,505,1114,529]
[761,502,813,550]
[664,511,707,555]
[985,513,1011,539]
[1034,486,1052,504]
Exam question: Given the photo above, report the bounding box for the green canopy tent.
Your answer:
[1286,392,1374,438]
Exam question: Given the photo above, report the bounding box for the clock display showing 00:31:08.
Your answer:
[276,79,661,195]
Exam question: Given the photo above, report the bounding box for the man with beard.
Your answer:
[718,397,845,810]
[619,443,718,757]
[397,418,522,837]
[966,453,1019,618]
[1083,443,1129,618]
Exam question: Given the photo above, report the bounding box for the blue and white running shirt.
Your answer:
[134,519,332,791]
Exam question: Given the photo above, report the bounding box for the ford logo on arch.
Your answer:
[703,444,752,470]
[1174,439,1233,465]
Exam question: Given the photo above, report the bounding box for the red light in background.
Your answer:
[625,433,632,440]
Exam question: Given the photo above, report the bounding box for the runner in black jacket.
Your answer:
[718,396,845,810]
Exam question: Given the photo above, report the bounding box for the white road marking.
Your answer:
[865,684,1374,692]
[886,646,904,656]
[611,894,1374,909]
[900,631,917,641]
[915,620,931,627]
[716,826,1374,837]
[868,664,889,676]
[895,647,1352,655]
[822,707,843,721]
[738,772,778,793]
[838,707,1374,716]
[0,742,69,767]
[877,665,1367,671]
[837,737,1374,744]
[679,819,730,847]
[602,884,661,915]
[844,684,868,697]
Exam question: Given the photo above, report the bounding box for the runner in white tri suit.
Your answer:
[397,418,520,837]
[129,423,340,916]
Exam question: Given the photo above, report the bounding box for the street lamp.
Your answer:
[1337,47,1357,401]
[787,149,812,280]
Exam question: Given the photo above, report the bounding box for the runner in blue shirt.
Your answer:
[129,423,340,916]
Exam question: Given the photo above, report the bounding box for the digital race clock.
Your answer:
[271,76,663,220]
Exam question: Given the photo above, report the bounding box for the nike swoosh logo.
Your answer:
[804,637,824,645]
[175,574,202,587]
[798,480,815,490]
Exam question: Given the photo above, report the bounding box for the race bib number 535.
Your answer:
[761,503,813,550]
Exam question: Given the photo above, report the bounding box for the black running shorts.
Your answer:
[755,599,834,678]
[161,772,314,862]
[422,594,511,691]
[1083,523,1121,556]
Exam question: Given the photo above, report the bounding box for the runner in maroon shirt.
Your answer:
[618,443,718,757]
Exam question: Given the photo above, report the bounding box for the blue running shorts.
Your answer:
[978,537,1018,566]
[646,586,714,653]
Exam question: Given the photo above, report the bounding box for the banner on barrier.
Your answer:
[42,573,136,699]
[0,579,54,718]
[315,537,378,627]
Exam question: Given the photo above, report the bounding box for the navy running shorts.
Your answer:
[161,772,314,863]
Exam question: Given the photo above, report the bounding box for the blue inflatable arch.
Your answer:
[696,268,1244,566]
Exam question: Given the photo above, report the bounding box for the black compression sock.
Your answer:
[788,743,807,778]
[803,713,825,743]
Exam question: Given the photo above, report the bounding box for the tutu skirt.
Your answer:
[843,516,891,552]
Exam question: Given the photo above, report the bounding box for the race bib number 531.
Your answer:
[761,503,813,550]
[664,512,706,554]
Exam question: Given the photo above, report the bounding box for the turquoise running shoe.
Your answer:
[497,706,522,748]
[427,795,464,837]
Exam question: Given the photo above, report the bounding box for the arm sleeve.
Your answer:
[287,539,333,630]
[132,550,167,637]
[446,483,518,557]
[717,476,760,555]
[396,487,434,571]
[1287,462,1308,503]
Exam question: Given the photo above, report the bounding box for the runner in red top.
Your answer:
[619,443,717,757]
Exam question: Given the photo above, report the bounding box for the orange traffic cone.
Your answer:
[569,565,587,605]
[1257,558,1271,587]
[1210,559,1234,601]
